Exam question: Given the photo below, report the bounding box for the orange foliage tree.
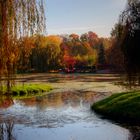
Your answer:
[28,35,62,72]
[0,0,46,91]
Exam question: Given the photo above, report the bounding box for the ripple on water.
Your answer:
[0,91,132,140]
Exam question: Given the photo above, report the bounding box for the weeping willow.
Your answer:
[119,0,140,86]
[0,0,46,91]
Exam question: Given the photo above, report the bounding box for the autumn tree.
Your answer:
[0,0,46,90]
[60,32,99,69]
[29,35,62,72]
[69,34,80,42]
[88,31,99,48]
[18,36,35,72]
[80,33,88,42]
[105,24,125,71]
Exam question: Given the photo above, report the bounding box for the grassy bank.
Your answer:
[1,84,53,96]
[92,91,140,123]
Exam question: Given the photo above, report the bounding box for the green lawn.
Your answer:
[1,84,53,96]
[92,91,140,123]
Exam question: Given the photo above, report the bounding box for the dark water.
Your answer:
[0,91,136,140]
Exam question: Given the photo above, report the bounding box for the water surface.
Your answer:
[0,91,131,140]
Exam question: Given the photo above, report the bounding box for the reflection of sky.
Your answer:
[14,121,130,140]
[0,92,130,140]
[46,0,127,37]
[1,92,98,126]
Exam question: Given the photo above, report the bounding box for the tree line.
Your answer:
[0,0,140,90]
[17,32,112,73]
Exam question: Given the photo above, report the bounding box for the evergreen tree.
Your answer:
[97,43,106,65]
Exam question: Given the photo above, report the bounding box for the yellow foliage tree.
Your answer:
[0,0,46,91]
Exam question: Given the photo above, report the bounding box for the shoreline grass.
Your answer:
[92,91,140,123]
[1,84,53,96]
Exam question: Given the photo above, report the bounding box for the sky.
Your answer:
[46,0,127,37]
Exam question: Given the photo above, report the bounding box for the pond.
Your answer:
[0,74,139,140]
[0,91,132,140]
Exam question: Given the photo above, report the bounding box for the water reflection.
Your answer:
[128,126,140,140]
[0,121,15,140]
[20,92,96,109]
[0,96,14,109]
[0,92,139,140]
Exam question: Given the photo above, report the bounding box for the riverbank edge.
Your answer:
[91,91,140,124]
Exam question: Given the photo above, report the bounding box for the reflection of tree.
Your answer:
[21,94,64,110]
[0,96,14,109]
[128,126,140,140]
[20,92,96,110]
[0,121,15,140]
